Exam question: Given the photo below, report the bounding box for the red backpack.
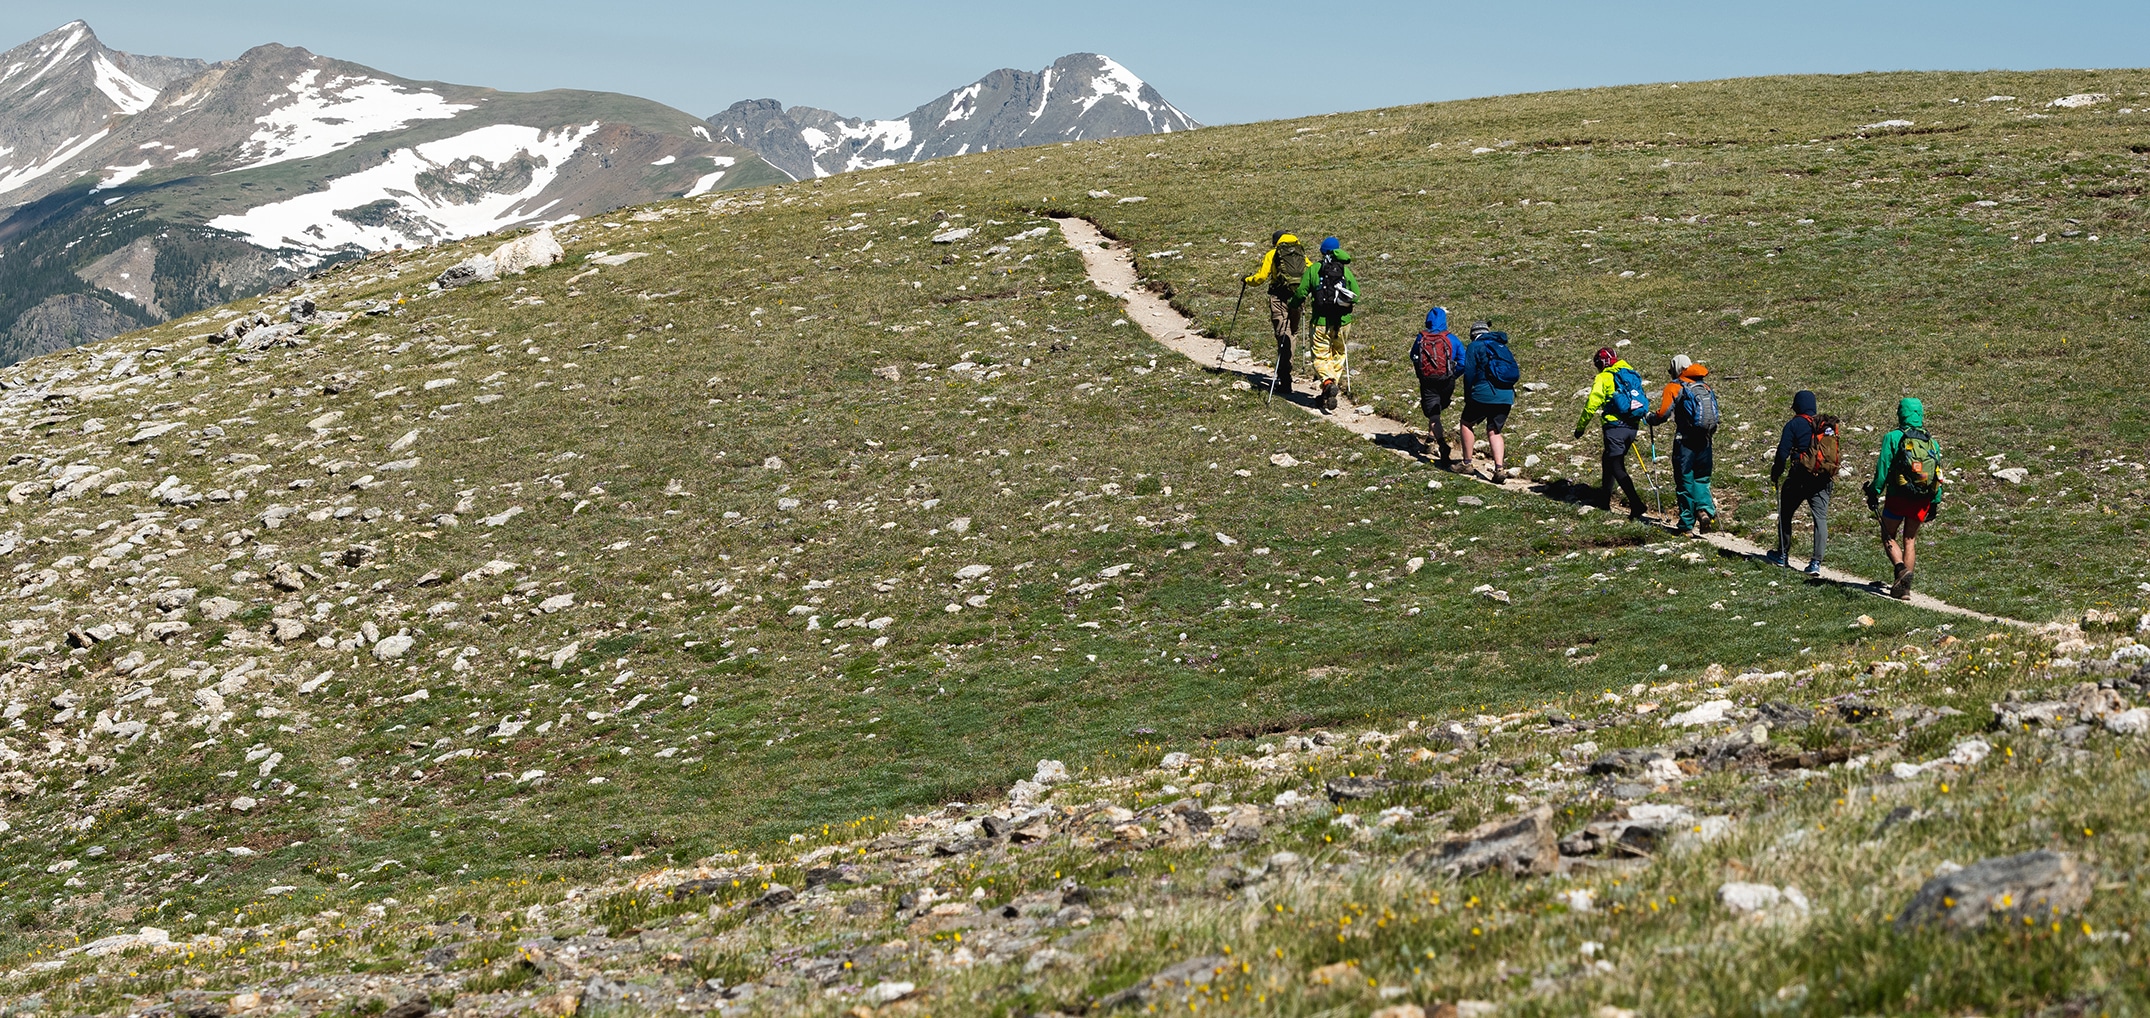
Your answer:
[1410,329,1461,381]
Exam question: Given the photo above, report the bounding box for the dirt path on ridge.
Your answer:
[1054,215,2032,630]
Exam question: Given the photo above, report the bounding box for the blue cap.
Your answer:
[1425,306,1448,331]
[1320,236,1341,253]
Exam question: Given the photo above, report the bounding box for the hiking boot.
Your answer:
[1803,559,1822,577]
[1892,569,1915,599]
[1319,381,1338,412]
[1763,550,1789,568]
[1697,511,1716,533]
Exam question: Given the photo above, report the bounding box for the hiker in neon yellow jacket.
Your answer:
[1243,232,1308,386]
[1864,396,1945,599]
[1571,349,1645,518]
[1296,237,1359,413]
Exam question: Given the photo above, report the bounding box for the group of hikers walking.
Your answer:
[1244,231,1947,600]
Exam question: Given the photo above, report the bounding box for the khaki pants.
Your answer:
[1267,297,1301,379]
[1312,321,1349,383]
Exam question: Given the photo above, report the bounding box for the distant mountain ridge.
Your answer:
[0,25,1197,366]
[707,53,1199,181]
[0,21,783,365]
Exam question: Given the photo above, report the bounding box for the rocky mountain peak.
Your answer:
[707,52,1197,182]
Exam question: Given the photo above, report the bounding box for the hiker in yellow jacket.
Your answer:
[1572,348,1648,519]
[1243,232,1309,388]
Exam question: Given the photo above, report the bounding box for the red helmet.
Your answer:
[1593,348,1617,370]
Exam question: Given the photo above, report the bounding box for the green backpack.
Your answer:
[1269,241,1307,299]
[1894,427,1943,496]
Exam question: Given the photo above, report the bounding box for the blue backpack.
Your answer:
[1608,366,1650,422]
[1476,335,1520,388]
[1675,378,1720,431]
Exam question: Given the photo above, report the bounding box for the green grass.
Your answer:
[0,68,2143,1014]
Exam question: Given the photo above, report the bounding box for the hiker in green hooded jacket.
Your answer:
[1864,397,1945,599]
[1298,236,1359,413]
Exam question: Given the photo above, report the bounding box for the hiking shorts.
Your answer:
[1882,493,1934,522]
[1418,377,1456,420]
[1460,400,1509,433]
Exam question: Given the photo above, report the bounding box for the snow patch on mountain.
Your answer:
[234,69,475,171]
[209,122,597,253]
[90,53,157,115]
[939,83,986,128]
[0,128,110,198]
[683,155,736,197]
[1079,56,1180,132]
[93,160,152,190]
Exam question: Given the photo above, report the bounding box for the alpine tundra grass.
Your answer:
[0,68,2143,1017]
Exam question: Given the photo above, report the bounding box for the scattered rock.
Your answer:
[197,597,246,621]
[1413,806,1557,878]
[436,255,498,289]
[1324,776,1397,801]
[373,632,416,661]
[1895,850,2090,931]
[490,229,564,275]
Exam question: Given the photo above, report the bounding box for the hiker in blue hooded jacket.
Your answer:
[1410,306,1466,466]
[1457,321,1516,479]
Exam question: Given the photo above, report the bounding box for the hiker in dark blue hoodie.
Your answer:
[1767,390,1838,575]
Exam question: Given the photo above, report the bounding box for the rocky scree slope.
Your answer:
[707,53,1197,182]
[10,621,2150,1018]
[0,21,782,366]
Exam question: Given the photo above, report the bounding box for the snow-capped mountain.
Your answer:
[0,22,783,365]
[708,53,1198,181]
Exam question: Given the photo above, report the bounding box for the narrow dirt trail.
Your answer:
[1055,215,2033,630]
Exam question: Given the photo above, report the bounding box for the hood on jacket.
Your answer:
[1426,307,1448,331]
[1898,396,1924,428]
[1679,363,1709,382]
[1792,390,1818,416]
[1323,248,1352,263]
[1275,233,1298,246]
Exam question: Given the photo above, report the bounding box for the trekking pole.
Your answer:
[1227,280,1248,342]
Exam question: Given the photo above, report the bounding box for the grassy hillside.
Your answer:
[0,69,2142,1016]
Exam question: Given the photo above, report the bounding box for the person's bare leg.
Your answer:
[1900,517,1923,576]
[1489,431,1506,472]
[1881,516,1905,572]
[1458,424,1477,471]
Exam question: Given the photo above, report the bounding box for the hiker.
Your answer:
[1458,321,1518,478]
[1646,354,1719,536]
[1767,389,1840,575]
[1573,348,1650,519]
[1243,232,1309,389]
[1298,236,1359,413]
[1865,397,1945,599]
[1408,306,1465,465]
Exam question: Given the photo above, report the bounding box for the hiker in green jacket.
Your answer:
[1864,397,1945,599]
[1298,236,1359,413]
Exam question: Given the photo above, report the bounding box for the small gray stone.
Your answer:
[1896,850,2090,932]
[1412,805,1558,879]
[197,597,245,621]
[373,632,416,661]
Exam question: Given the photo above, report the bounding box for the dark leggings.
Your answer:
[1600,423,1644,513]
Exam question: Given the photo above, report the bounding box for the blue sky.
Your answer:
[7,1,2149,124]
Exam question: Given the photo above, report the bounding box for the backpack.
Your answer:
[1311,258,1357,318]
[1269,241,1307,299]
[1410,329,1461,381]
[1794,414,1842,478]
[1675,378,1720,432]
[1608,366,1650,423]
[1475,334,1519,388]
[1893,427,1943,496]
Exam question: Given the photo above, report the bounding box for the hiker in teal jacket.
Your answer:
[1864,397,1945,599]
